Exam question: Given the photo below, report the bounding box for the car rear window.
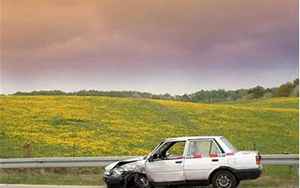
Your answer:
[187,140,221,158]
[221,137,238,153]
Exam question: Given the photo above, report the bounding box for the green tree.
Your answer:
[276,82,294,97]
[247,86,265,98]
[293,78,299,87]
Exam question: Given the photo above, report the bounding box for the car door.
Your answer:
[145,141,187,183]
[184,139,224,180]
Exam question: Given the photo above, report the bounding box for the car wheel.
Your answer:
[212,170,238,188]
[128,174,151,188]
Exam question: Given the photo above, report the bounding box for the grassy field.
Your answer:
[0,96,298,157]
[0,167,103,185]
[223,97,299,109]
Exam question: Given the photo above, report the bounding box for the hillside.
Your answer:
[223,97,299,109]
[0,96,298,158]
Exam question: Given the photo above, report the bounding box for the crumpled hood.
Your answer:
[104,156,145,172]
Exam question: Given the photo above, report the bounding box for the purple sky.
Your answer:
[1,0,299,94]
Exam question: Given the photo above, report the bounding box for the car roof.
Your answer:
[164,136,223,142]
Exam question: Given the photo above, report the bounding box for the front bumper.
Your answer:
[235,168,262,180]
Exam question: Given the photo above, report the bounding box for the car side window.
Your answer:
[167,142,185,159]
[210,141,221,156]
[152,141,186,160]
[188,140,221,158]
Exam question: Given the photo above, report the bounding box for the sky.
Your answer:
[1,0,299,94]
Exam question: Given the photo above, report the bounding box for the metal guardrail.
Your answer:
[261,154,299,165]
[0,155,298,169]
[0,156,137,168]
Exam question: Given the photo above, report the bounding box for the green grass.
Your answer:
[0,167,104,185]
[0,96,298,157]
[240,166,299,188]
[223,97,299,109]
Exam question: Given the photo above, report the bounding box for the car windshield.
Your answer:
[149,141,164,155]
[221,137,238,152]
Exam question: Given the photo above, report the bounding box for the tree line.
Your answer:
[13,78,299,103]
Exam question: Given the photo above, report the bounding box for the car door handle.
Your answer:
[175,161,183,164]
[212,159,219,162]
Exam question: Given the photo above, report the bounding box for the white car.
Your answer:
[104,136,262,188]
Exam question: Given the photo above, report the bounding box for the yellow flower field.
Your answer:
[0,96,298,157]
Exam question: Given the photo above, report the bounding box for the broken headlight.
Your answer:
[111,167,126,176]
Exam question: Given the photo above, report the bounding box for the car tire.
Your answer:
[212,170,238,188]
[127,173,152,188]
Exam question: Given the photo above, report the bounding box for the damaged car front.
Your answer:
[103,156,150,188]
[104,141,165,188]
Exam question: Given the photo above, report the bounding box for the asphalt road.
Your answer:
[0,185,104,188]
